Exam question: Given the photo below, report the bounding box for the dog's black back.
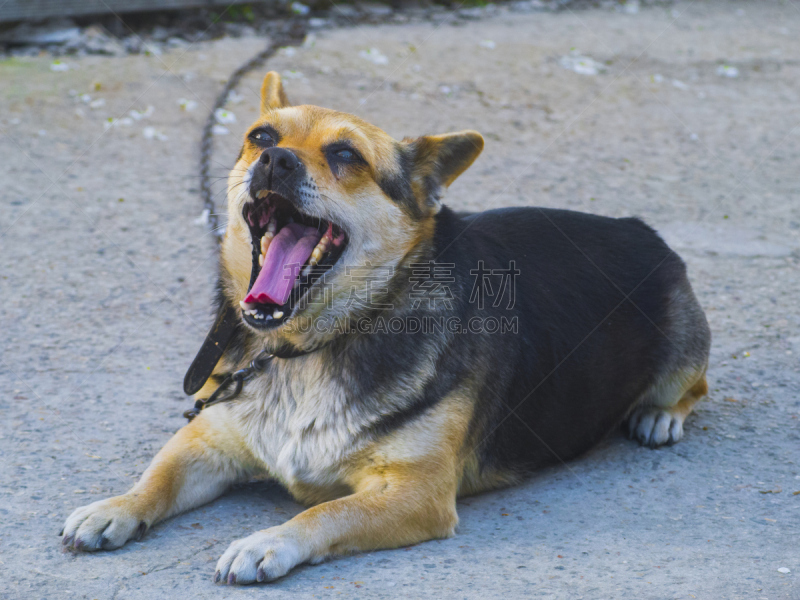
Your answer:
[434,206,692,474]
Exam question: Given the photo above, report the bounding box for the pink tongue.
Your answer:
[244,223,321,306]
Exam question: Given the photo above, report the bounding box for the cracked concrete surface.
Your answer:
[1,1,798,598]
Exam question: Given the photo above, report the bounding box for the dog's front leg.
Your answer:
[215,462,459,584]
[215,400,470,584]
[62,407,259,551]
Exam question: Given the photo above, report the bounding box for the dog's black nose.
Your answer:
[260,147,298,176]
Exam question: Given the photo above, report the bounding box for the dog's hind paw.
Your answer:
[215,527,305,584]
[627,406,684,449]
[61,496,148,552]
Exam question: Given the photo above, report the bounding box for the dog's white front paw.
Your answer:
[627,406,684,448]
[61,496,147,552]
[215,528,304,584]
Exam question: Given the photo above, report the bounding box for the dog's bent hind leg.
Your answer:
[61,406,260,551]
[627,271,711,449]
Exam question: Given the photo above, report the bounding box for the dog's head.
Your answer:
[221,71,483,352]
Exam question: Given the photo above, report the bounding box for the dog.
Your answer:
[61,71,711,584]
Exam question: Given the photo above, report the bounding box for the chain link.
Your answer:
[199,20,308,241]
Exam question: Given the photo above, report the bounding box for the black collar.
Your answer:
[183,304,240,396]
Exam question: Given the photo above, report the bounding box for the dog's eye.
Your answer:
[249,128,276,148]
[325,143,366,176]
[335,149,355,160]
[327,145,363,164]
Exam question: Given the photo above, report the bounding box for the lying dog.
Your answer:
[62,71,711,584]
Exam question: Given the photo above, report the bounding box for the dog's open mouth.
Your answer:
[239,191,348,329]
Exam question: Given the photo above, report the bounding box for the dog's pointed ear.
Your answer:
[260,71,290,113]
[405,130,484,211]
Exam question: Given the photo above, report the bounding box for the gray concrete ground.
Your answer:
[1,1,799,598]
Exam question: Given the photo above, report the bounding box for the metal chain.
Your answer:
[199,20,308,241]
[186,21,308,421]
[184,353,275,421]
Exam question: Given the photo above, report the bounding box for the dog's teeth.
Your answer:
[260,231,274,255]
[302,265,312,277]
[307,237,329,269]
[256,190,268,199]
[267,218,277,235]
[259,253,264,267]
[273,310,284,319]
[240,300,256,311]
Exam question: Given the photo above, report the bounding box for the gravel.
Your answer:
[0,0,675,57]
